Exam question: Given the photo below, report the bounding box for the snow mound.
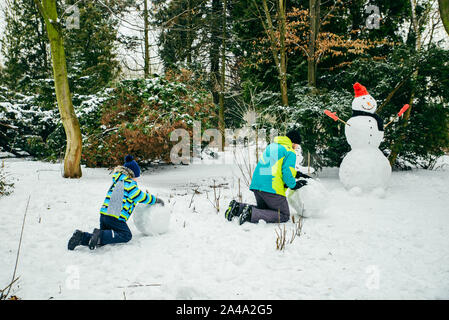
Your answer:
[287,179,329,218]
[132,203,171,236]
[339,148,391,191]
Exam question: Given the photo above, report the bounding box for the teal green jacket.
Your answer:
[249,136,297,197]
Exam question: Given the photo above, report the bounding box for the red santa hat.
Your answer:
[353,82,369,97]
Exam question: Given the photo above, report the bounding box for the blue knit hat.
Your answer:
[124,155,141,178]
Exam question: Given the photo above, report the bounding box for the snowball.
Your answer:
[287,188,304,217]
[287,179,329,218]
[132,203,171,236]
[339,148,391,191]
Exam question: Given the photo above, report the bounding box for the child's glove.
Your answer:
[296,171,312,179]
[292,180,308,190]
[155,198,165,206]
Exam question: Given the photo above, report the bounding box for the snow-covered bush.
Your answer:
[82,71,217,167]
[0,161,14,197]
[0,83,107,160]
[1,69,217,167]
[0,85,59,158]
[267,85,353,169]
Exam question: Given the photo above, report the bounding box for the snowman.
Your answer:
[338,83,392,195]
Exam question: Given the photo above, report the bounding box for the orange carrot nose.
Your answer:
[367,102,372,107]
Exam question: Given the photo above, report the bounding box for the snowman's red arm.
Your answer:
[384,104,410,129]
[397,104,410,117]
[324,110,351,126]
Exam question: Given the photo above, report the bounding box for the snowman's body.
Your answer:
[345,116,384,148]
[339,83,392,193]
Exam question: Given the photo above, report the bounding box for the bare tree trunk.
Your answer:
[308,0,321,88]
[210,0,221,105]
[34,0,82,178]
[219,0,227,151]
[259,0,289,106]
[143,0,150,78]
[186,0,192,66]
[278,0,288,106]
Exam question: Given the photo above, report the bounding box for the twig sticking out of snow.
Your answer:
[233,146,256,188]
[275,215,304,251]
[1,195,30,299]
[237,178,242,203]
[275,224,287,251]
[189,187,200,209]
[0,277,20,300]
[206,180,222,214]
[290,215,304,243]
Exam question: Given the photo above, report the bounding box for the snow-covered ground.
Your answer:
[1,155,449,300]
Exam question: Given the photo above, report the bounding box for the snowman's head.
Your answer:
[351,83,377,114]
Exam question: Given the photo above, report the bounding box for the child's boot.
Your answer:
[68,230,84,251]
[88,228,102,250]
[224,200,240,221]
[239,205,252,225]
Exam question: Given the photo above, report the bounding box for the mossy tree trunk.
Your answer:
[439,0,449,36]
[34,0,82,178]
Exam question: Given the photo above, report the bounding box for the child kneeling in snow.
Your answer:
[68,155,164,251]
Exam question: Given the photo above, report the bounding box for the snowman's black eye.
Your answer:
[362,97,365,100]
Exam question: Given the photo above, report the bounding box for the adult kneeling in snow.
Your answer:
[68,155,165,250]
[225,129,311,225]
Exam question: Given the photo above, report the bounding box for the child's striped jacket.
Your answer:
[100,166,156,222]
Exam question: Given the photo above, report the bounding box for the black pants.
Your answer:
[81,215,132,246]
[238,190,290,223]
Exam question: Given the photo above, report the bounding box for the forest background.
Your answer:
[1,0,448,177]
